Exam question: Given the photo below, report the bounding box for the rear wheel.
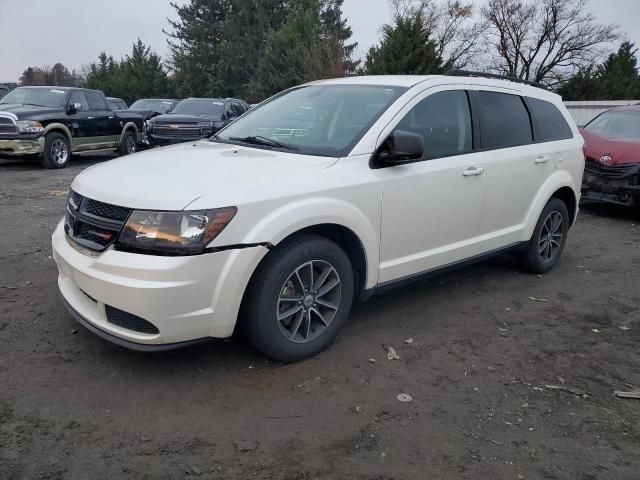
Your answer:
[41,132,71,169]
[118,130,137,156]
[242,234,355,362]
[523,198,569,274]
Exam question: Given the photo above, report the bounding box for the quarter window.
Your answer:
[394,90,473,160]
[85,92,108,111]
[477,91,532,149]
[527,97,573,142]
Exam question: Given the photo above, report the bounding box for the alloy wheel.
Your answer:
[51,139,69,165]
[538,211,564,261]
[276,260,341,343]
[126,135,137,154]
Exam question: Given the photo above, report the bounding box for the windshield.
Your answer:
[130,99,175,113]
[585,110,640,139]
[0,87,67,107]
[171,99,224,115]
[216,84,407,157]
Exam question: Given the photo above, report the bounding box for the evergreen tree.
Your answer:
[558,42,640,100]
[364,12,443,75]
[319,0,360,74]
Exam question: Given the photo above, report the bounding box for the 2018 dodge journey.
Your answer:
[52,73,585,361]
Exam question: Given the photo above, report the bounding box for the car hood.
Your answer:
[72,141,337,210]
[0,104,61,119]
[152,113,220,124]
[580,128,640,165]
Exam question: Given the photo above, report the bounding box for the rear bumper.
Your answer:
[0,136,44,155]
[52,220,269,349]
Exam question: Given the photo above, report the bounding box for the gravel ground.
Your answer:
[1,154,639,480]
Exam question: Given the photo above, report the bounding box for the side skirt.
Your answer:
[360,242,527,301]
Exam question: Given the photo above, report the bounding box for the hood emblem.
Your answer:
[599,155,612,164]
[170,124,179,129]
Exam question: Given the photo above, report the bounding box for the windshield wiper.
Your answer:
[228,135,298,151]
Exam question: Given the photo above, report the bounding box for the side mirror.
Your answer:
[377,130,424,165]
[67,103,81,114]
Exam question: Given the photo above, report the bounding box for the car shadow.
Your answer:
[580,200,640,221]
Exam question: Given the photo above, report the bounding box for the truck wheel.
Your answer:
[523,198,569,274]
[41,132,71,169]
[118,130,137,156]
[241,233,355,362]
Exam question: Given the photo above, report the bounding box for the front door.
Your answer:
[66,91,93,151]
[376,88,487,284]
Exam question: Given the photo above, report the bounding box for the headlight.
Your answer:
[16,120,44,133]
[117,207,237,254]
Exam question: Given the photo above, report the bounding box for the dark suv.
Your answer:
[146,97,249,145]
[0,86,144,168]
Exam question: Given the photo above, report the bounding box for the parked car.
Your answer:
[52,73,584,361]
[129,98,179,115]
[146,97,249,145]
[106,97,128,111]
[0,86,144,168]
[580,106,640,207]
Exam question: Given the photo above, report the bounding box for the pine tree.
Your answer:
[319,0,360,74]
[364,12,443,75]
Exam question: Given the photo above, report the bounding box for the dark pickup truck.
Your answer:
[0,86,144,168]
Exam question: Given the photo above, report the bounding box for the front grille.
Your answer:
[0,115,17,135]
[84,198,130,222]
[154,124,203,138]
[65,190,132,252]
[106,306,159,334]
[585,159,640,178]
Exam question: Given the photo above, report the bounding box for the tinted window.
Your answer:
[68,91,89,111]
[129,99,175,114]
[172,99,225,115]
[527,98,573,141]
[232,102,244,117]
[217,85,407,157]
[478,91,532,149]
[584,109,640,139]
[85,92,108,111]
[394,90,472,160]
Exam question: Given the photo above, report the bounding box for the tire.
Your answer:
[241,233,355,362]
[41,132,71,169]
[523,198,570,274]
[118,130,137,156]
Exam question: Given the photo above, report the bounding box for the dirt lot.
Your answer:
[1,154,639,480]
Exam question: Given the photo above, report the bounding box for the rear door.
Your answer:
[85,91,118,149]
[472,89,554,248]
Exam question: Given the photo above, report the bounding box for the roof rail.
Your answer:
[446,70,547,90]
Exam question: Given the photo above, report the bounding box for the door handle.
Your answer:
[462,166,485,177]
[87,116,95,120]
[535,155,550,164]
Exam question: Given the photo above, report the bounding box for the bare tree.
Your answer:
[482,0,620,85]
[389,0,488,70]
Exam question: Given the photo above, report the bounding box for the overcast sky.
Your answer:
[0,0,638,83]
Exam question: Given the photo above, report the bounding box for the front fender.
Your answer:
[522,170,579,241]
[232,197,380,289]
[43,122,72,144]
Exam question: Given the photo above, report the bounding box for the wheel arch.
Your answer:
[120,122,139,141]
[551,186,578,226]
[43,123,72,146]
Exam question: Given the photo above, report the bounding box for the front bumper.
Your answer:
[0,135,44,155]
[52,220,268,349]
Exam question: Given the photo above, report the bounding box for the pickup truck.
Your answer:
[0,86,144,168]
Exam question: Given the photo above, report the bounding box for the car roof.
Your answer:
[606,105,640,112]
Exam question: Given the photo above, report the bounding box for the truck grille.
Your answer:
[64,190,132,252]
[154,124,204,138]
[0,115,17,135]
[584,159,640,178]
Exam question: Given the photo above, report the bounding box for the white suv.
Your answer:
[52,73,584,361]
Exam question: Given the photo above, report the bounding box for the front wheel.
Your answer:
[118,130,137,156]
[523,198,570,274]
[41,132,71,168]
[241,234,355,362]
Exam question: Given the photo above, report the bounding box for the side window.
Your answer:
[477,91,532,149]
[68,91,89,112]
[527,97,573,142]
[232,102,244,117]
[394,90,473,160]
[225,103,236,118]
[85,92,108,111]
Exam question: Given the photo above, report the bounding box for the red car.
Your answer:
[580,105,640,207]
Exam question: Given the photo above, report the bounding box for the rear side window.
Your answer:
[85,92,108,111]
[527,97,573,141]
[477,91,532,149]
